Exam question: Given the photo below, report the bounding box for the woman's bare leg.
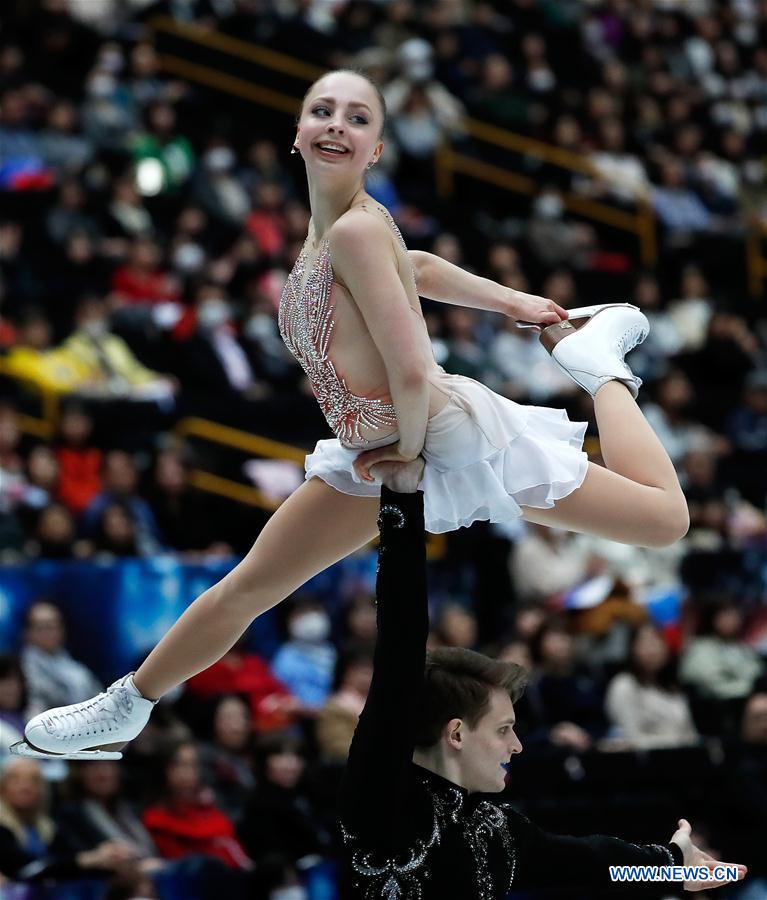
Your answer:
[134,478,380,699]
[522,382,689,548]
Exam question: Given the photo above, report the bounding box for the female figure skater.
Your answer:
[13,70,689,760]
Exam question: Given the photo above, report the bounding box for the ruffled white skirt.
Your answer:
[304,370,589,533]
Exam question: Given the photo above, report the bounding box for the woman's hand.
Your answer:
[353,444,420,484]
[669,819,746,891]
[506,290,568,329]
[373,456,425,494]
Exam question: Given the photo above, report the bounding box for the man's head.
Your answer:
[413,648,526,794]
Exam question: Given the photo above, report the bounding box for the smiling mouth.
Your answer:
[315,143,349,156]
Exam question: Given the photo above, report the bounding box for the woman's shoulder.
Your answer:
[329,202,397,245]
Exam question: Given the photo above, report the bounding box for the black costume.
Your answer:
[337,486,684,899]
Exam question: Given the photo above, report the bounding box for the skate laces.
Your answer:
[46,682,134,738]
[617,323,646,359]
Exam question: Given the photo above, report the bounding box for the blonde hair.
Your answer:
[0,758,55,846]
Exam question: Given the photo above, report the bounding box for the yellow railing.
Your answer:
[0,365,444,556]
[175,415,447,558]
[434,147,658,266]
[0,360,58,439]
[174,416,306,512]
[148,14,767,295]
[149,16,657,264]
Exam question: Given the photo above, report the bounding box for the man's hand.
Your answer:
[354,444,420,484]
[371,456,425,494]
[505,290,568,328]
[669,819,747,891]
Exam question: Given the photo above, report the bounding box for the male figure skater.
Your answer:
[338,466,746,898]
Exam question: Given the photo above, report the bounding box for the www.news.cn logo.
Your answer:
[610,865,740,883]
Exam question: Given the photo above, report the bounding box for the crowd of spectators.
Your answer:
[2,0,767,897]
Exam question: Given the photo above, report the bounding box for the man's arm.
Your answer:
[512,808,681,894]
[409,250,567,324]
[511,810,745,894]
[338,485,428,846]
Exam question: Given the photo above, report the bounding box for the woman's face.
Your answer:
[714,607,742,640]
[37,505,74,545]
[265,748,305,790]
[541,629,573,667]
[633,626,668,674]
[347,598,377,641]
[1,761,44,814]
[214,696,251,750]
[80,761,121,800]
[0,671,23,711]
[296,72,384,183]
[658,375,691,411]
[27,446,58,488]
[102,505,135,545]
[166,744,201,797]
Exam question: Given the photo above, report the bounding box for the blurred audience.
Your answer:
[604,622,699,750]
[315,647,373,762]
[20,600,102,719]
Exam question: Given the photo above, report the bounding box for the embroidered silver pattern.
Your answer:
[631,843,677,866]
[464,802,517,900]
[428,781,517,900]
[377,504,406,531]
[376,503,407,580]
[278,230,399,446]
[340,815,440,899]
[341,780,518,899]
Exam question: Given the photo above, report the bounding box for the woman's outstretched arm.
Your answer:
[409,250,568,324]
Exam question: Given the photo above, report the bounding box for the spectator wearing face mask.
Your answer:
[60,295,177,404]
[194,139,251,229]
[271,599,337,713]
[176,283,271,415]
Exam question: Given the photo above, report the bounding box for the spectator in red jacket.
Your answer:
[142,739,251,871]
[186,638,302,732]
[54,401,102,515]
[110,236,179,306]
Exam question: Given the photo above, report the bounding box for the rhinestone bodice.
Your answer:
[278,207,414,447]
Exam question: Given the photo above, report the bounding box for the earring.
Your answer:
[367,161,376,170]
[290,145,298,155]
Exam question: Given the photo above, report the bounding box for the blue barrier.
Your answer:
[0,553,378,683]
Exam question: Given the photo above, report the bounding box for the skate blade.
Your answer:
[10,741,123,761]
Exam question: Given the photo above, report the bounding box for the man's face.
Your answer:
[458,688,523,793]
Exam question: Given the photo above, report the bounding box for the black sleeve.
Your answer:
[338,487,428,845]
[511,809,685,896]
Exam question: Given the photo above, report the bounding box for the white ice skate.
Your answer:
[539,303,648,399]
[10,673,157,761]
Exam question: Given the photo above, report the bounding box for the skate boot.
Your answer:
[539,303,648,399]
[10,673,157,760]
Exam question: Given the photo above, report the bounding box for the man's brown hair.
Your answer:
[415,648,527,748]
